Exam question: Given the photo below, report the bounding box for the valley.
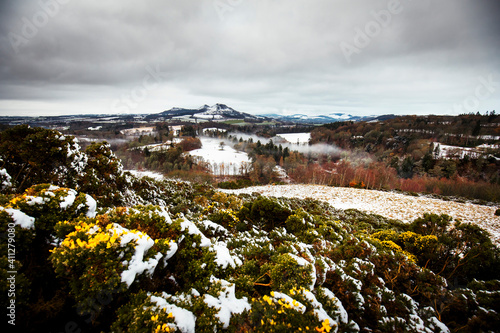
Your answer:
[1,119,499,332]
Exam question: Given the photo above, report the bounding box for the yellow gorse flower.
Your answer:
[315,319,332,332]
[154,322,172,333]
[59,222,145,251]
[9,196,22,206]
[263,295,273,306]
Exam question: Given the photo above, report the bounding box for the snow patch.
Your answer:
[115,224,163,287]
[0,167,12,190]
[189,137,251,176]
[320,287,349,324]
[271,292,306,313]
[211,242,242,268]
[85,194,97,218]
[179,218,211,247]
[150,295,196,333]
[201,220,229,235]
[2,208,35,229]
[276,132,311,144]
[59,189,77,209]
[302,289,336,329]
[203,276,251,329]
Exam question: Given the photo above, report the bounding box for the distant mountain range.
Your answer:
[260,113,366,124]
[0,103,395,126]
[146,103,382,124]
[146,103,260,121]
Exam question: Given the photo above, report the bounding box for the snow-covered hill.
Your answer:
[260,113,368,124]
[222,184,500,245]
[149,103,388,124]
[152,103,261,121]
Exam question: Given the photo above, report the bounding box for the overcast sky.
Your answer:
[0,0,499,117]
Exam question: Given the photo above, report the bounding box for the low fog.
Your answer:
[221,132,344,157]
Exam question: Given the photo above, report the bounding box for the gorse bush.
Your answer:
[0,125,202,209]
[0,125,87,192]
[1,126,499,332]
[0,184,97,329]
[237,196,292,231]
[4,183,500,332]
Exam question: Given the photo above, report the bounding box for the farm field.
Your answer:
[189,137,251,175]
[276,132,311,144]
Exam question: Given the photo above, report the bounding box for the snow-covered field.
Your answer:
[126,170,165,181]
[120,127,156,136]
[134,139,181,152]
[276,132,311,144]
[435,143,482,159]
[189,137,251,176]
[434,142,500,159]
[222,184,500,245]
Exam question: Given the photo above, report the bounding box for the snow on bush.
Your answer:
[1,137,499,332]
[223,184,500,245]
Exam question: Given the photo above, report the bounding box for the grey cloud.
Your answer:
[0,0,499,116]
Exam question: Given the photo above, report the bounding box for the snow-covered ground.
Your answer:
[133,139,181,152]
[434,142,500,159]
[276,133,310,144]
[126,170,165,181]
[195,114,224,120]
[188,137,251,176]
[435,143,482,159]
[222,184,500,245]
[203,128,227,134]
[120,127,156,136]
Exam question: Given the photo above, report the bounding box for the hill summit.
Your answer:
[150,103,260,121]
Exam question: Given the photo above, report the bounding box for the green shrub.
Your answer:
[285,208,311,234]
[0,125,86,192]
[217,178,254,189]
[264,254,314,292]
[110,291,178,333]
[238,196,292,231]
[208,209,239,229]
[2,125,499,332]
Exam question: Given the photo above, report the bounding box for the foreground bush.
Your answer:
[2,183,499,332]
[1,127,499,332]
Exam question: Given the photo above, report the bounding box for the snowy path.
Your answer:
[221,184,500,245]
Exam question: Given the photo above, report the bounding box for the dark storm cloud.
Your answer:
[0,0,498,116]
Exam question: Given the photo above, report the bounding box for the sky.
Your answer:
[0,0,499,117]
